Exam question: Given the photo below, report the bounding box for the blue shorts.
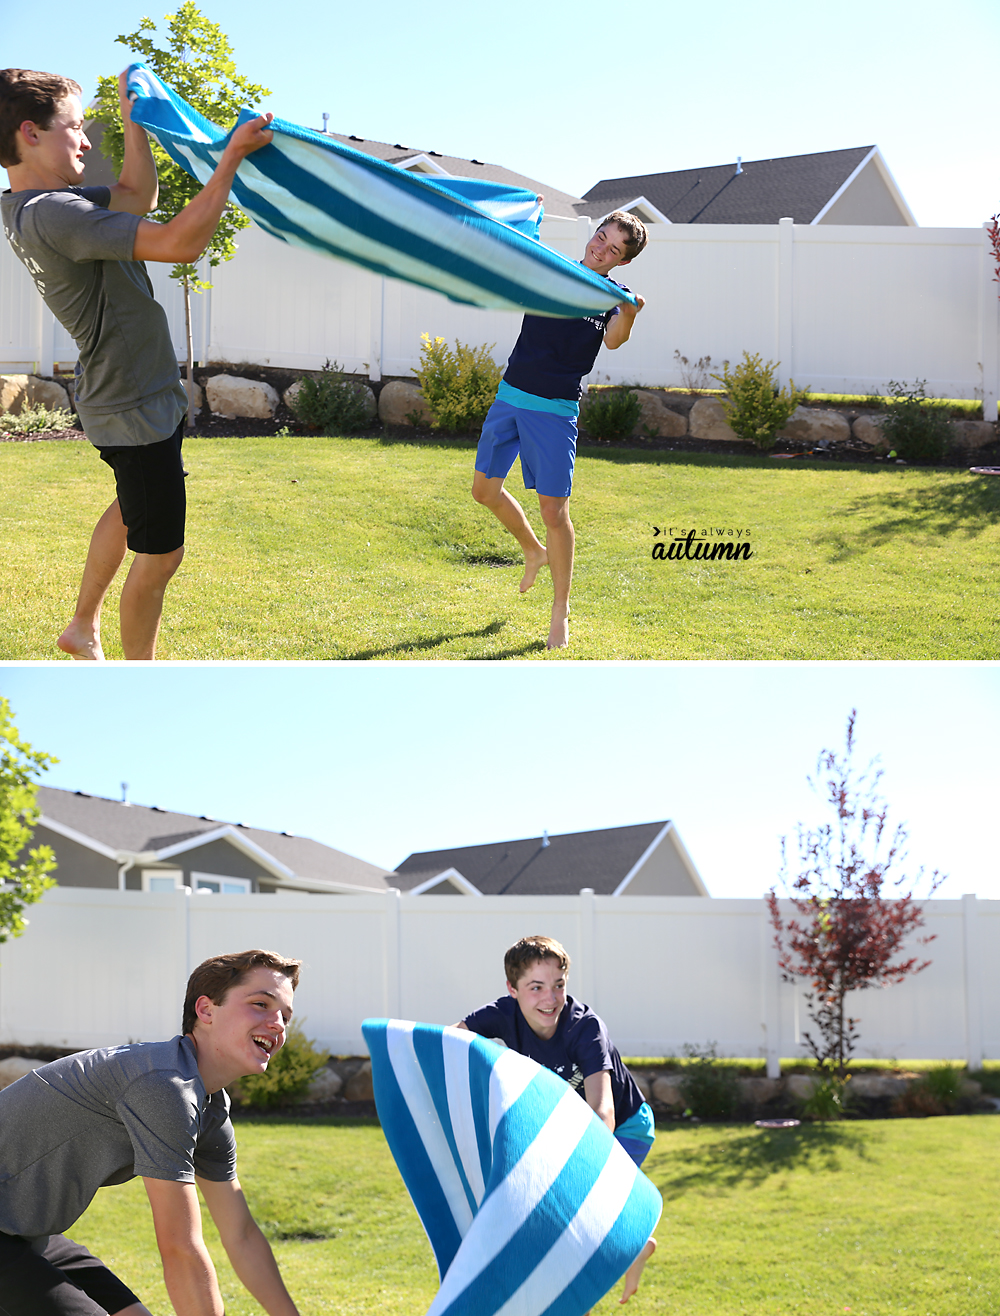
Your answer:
[475,399,577,498]
[614,1101,655,1167]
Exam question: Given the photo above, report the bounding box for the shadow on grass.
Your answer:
[341,618,510,659]
[651,1122,878,1196]
[816,474,1000,558]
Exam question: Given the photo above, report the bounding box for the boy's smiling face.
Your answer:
[507,957,567,1040]
[582,222,631,276]
[20,94,91,186]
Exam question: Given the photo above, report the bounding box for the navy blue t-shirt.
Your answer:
[502,274,632,402]
[462,993,644,1128]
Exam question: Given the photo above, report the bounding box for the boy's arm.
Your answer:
[583,1071,616,1132]
[604,293,645,351]
[108,69,158,215]
[198,1176,300,1316]
[143,1178,225,1316]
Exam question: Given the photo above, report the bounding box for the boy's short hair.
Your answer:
[0,69,83,168]
[599,210,648,260]
[504,935,571,987]
[182,949,302,1035]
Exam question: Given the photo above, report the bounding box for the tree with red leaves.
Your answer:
[989,214,1000,294]
[767,711,945,1078]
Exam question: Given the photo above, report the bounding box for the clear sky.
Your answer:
[3,0,998,227]
[2,662,995,901]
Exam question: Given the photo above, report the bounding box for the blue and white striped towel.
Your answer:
[362,1019,662,1316]
[124,65,635,319]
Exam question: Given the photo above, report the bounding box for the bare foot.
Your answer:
[619,1238,656,1304]
[520,545,548,593]
[57,620,105,661]
[546,604,569,650]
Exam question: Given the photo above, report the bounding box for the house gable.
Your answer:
[613,823,710,896]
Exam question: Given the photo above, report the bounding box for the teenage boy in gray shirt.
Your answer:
[0,948,302,1316]
[0,67,273,661]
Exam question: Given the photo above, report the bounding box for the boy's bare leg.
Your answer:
[57,499,129,660]
[472,471,548,592]
[119,546,185,661]
[538,494,573,650]
[619,1237,656,1304]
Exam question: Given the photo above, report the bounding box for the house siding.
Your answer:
[818,159,908,225]
[34,825,119,889]
[171,838,271,890]
[623,833,703,896]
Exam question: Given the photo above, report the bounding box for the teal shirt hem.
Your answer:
[496,379,579,418]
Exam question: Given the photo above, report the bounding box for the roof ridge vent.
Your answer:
[541,830,550,848]
[735,156,743,176]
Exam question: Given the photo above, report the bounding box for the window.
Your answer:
[141,869,183,892]
[191,871,252,895]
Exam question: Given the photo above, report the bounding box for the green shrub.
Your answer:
[678,1042,740,1120]
[712,352,809,450]
[413,333,503,433]
[880,380,952,463]
[0,403,75,434]
[289,360,372,433]
[915,1064,963,1112]
[800,1076,850,1121]
[234,1020,330,1109]
[579,388,641,441]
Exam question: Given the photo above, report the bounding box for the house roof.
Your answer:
[36,786,392,893]
[584,145,901,225]
[394,821,693,896]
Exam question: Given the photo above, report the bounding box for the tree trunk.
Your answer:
[184,275,195,432]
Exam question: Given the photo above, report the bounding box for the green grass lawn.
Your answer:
[70,1116,1000,1315]
[2,435,998,659]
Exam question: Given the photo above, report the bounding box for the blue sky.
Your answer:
[2,662,995,900]
[3,0,998,227]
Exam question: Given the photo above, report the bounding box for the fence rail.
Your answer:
[5,888,997,1076]
[3,217,997,416]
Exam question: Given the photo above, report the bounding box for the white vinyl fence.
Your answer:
[2,216,997,416]
[4,887,997,1076]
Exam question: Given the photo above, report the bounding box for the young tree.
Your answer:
[989,214,1000,296]
[90,3,270,428]
[767,711,944,1077]
[0,698,58,945]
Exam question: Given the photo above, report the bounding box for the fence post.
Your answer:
[578,888,596,1008]
[369,275,384,382]
[776,217,794,391]
[384,888,401,1020]
[963,893,983,1071]
[982,222,999,424]
[763,907,781,1078]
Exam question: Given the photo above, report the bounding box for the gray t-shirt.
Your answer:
[0,1035,236,1240]
[1,185,182,432]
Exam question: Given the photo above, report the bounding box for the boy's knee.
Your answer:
[539,497,571,530]
[472,475,499,507]
[137,545,184,586]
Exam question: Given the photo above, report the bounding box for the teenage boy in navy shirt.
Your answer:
[456,933,656,1302]
[471,212,647,650]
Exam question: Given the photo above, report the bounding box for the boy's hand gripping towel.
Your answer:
[124,65,637,320]
[362,1019,662,1316]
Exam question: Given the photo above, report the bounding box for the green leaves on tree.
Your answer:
[0,698,58,946]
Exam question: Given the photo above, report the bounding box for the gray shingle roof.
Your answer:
[584,146,876,224]
[36,786,392,891]
[394,822,670,896]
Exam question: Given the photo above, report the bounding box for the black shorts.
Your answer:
[0,1232,140,1315]
[98,420,186,555]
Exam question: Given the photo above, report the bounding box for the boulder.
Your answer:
[632,1073,652,1101]
[951,419,997,450]
[378,380,433,427]
[651,1075,684,1108]
[205,374,279,419]
[778,406,851,444]
[303,1065,344,1102]
[631,389,687,438]
[738,1077,781,1105]
[689,397,738,442]
[784,1074,820,1101]
[960,1078,982,1098]
[0,374,70,415]
[0,1056,44,1089]
[344,1060,374,1102]
[181,376,203,414]
[848,1073,909,1099]
[852,413,889,450]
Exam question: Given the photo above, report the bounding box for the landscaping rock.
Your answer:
[302,1065,344,1103]
[631,389,687,438]
[205,374,279,419]
[378,380,433,426]
[651,1075,684,1108]
[632,1073,652,1101]
[852,413,889,450]
[181,377,203,414]
[847,1074,910,1099]
[960,1078,982,1098]
[951,419,996,450]
[779,406,851,445]
[784,1074,821,1101]
[689,397,738,442]
[0,1056,43,1089]
[344,1060,374,1102]
[738,1077,781,1105]
[0,373,70,415]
